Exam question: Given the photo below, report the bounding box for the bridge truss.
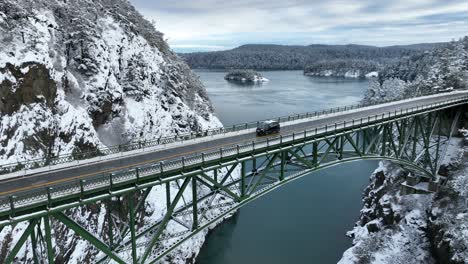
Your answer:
[0,99,465,263]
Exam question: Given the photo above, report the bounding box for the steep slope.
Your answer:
[0,0,221,166]
[0,0,225,263]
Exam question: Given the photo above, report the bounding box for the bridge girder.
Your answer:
[0,104,464,263]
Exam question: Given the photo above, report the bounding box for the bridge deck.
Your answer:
[0,91,466,197]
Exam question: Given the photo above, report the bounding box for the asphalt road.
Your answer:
[0,92,466,197]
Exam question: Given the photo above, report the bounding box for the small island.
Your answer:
[224,70,269,84]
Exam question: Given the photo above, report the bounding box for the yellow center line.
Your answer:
[0,133,274,196]
[2,94,456,196]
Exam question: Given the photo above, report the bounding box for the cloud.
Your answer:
[129,0,468,51]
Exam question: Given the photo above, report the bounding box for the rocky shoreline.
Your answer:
[304,70,378,79]
[338,136,468,264]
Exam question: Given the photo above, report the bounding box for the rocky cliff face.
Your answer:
[0,0,221,166]
[0,0,224,263]
[338,138,468,264]
[339,36,468,264]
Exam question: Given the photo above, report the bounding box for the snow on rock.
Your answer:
[339,36,468,264]
[365,71,379,78]
[338,161,435,264]
[0,0,227,263]
[0,0,221,166]
[339,137,468,264]
[428,136,468,263]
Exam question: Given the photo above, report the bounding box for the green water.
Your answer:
[195,70,378,264]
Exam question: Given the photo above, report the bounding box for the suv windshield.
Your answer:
[258,121,278,129]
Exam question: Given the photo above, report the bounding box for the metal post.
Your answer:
[128,193,138,264]
[241,161,246,197]
[192,176,198,230]
[30,223,39,264]
[166,182,171,209]
[280,151,286,181]
[411,117,419,160]
[313,142,318,166]
[252,156,257,174]
[109,173,113,192]
[381,124,387,156]
[160,161,164,178]
[44,215,54,264]
[135,168,140,184]
[47,188,53,209]
[9,196,15,217]
[107,199,113,248]
[339,136,344,160]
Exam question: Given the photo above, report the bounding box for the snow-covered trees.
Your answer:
[304,59,382,78]
[361,37,468,105]
[362,78,407,104]
[181,44,438,70]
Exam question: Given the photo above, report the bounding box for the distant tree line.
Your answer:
[304,59,382,78]
[180,43,444,71]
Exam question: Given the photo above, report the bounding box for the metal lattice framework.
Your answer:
[0,98,465,263]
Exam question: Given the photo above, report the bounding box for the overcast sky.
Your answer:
[129,0,468,52]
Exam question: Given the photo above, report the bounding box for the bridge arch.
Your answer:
[0,97,465,264]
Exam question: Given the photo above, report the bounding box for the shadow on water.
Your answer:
[225,80,265,87]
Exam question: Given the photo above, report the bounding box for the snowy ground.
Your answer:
[339,135,468,264]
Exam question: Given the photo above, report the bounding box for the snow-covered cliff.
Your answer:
[0,0,226,263]
[339,37,468,264]
[338,137,468,264]
[0,0,221,166]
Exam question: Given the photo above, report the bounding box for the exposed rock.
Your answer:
[0,0,226,263]
[0,62,57,115]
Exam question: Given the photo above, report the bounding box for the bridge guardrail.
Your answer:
[0,90,462,176]
[1,95,468,217]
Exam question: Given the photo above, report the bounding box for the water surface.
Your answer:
[194,70,377,264]
[198,70,368,125]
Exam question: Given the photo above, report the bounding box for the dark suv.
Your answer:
[256,120,280,136]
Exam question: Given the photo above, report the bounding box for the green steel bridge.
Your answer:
[0,91,467,263]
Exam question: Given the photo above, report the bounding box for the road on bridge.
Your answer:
[0,91,466,197]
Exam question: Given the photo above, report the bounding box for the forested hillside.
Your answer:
[363,37,468,104]
[0,0,223,262]
[304,59,381,78]
[180,43,444,70]
[341,37,468,264]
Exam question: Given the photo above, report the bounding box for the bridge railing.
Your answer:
[0,90,460,176]
[1,95,467,217]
